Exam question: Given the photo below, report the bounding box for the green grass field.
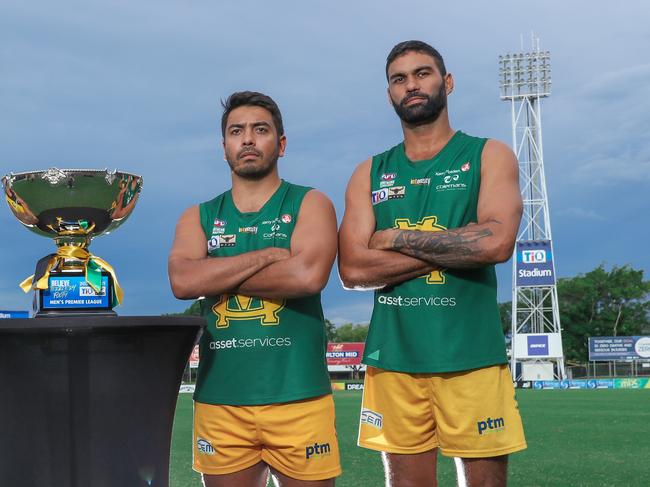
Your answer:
[170,390,650,487]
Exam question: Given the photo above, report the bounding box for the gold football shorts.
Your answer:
[194,394,341,481]
[358,364,527,458]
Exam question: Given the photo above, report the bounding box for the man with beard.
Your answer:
[169,91,341,487]
[339,41,527,486]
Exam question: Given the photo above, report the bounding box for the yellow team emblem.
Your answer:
[212,294,285,328]
[394,216,446,285]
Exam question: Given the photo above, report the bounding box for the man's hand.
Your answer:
[366,140,523,269]
[234,190,337,299]
[368,229,398,251]
[168,206,290,299]
[338,159,437,290]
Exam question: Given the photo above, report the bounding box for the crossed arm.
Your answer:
[168,190,338,300]
[338,140,522,290]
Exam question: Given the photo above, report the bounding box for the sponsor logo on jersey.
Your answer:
[444,174,460,184]
[261,218,289,239]
[238,226,258,234]
[219,234,236,247]
[394,216,447,284]
[360,409,383,429]
[380,180,395,188]
[213,219,227,227]
[305,442,331,459]
[410,177,431,186]
[281,214,292,224]
[197,438,215,455]
[461,162,471,172]
[209,336,292,350]
[207,236,220,251]
[211,227,225,235]
[477,417,505,435]
[212,294,285,328]
[381,173,396,181]
[371,188,389,205]
[388,186,406,199]
[377,295,457,307]
[434,169,467,192]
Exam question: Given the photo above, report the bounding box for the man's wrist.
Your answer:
[264,247,291,264]
[377,229,399,251]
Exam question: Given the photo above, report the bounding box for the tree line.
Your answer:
[500,264,649,362]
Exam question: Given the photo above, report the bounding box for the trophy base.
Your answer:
[34,307,118,318]
[34,271,116,317]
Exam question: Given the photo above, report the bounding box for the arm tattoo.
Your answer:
[392,222,498,268]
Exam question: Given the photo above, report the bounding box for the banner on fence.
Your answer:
[518,378,650,390]
[588,336,650,361]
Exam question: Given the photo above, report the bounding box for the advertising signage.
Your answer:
[515,240,555,287]
[588,336,650,361]
[326,342,365,366]
[0,310,29,319]
[527,335,549,356]
[513,333,563,359]
[189,345,200,369]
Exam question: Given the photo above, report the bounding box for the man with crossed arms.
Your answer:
[339,41,527,487]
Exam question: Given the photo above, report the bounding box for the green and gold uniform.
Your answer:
[364,131,508,372]
[194,180,332,406]
[358,131,525,457]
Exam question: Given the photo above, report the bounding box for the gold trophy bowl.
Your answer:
[2,168,143,316]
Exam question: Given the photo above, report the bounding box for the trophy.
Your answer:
[2,168,143,316]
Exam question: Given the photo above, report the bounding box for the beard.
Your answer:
[391,83,447,125]
[226,147,279,180]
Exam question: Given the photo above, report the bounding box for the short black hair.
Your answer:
[385,40,447,80]
[221,91,284,137]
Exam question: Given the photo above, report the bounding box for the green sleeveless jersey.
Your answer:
[194,180,332,405]
[364,131,508,373]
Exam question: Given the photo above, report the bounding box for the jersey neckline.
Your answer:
[226,179,287,219]
[398,130,463,169]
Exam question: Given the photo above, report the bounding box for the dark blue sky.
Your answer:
[1,1,648,322]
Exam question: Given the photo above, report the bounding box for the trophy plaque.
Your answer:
[2,168,143,317]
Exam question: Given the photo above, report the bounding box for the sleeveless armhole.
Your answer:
[197,202,207,240]
[476,137,489,190]
[285,183,312,216]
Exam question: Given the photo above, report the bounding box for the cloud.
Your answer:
[582,63,650,98]
[324,298,374,326]
[545,62,650,187]
[556,207,605,221]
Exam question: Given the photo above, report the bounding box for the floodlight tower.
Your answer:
[498,36,566,381]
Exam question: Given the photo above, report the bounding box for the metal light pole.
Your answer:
[499,36,566,382]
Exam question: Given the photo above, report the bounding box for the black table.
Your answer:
[0,316,204,487]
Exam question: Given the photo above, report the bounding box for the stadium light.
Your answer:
[499,49,551,100]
